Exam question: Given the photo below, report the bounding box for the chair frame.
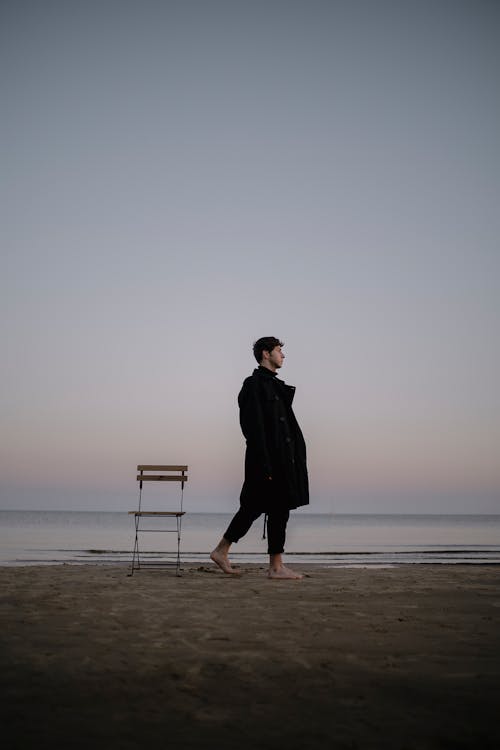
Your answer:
[128,465,187,576]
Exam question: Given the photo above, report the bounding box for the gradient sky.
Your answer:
[2,0,499,513]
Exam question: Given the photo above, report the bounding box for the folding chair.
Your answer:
[128,465,188,576]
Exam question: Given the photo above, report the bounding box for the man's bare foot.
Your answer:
[210,549,241,575]
[268,564,303,580]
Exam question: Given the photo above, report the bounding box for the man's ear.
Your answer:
[261,349,270,362]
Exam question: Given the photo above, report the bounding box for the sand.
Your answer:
[1,563,499,749]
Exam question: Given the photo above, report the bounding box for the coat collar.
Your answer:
[255,365,278,378]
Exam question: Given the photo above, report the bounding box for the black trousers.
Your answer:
[224,506,290,555]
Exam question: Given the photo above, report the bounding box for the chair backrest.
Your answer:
[136,465,188,513]
[136,465,188,487]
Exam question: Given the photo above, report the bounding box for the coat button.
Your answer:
[279,417,285,422]
[274,395,279,400]
[285,437,291,443]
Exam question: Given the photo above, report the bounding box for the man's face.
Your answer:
[265,345,285,370]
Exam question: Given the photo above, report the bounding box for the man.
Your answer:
[211,336,309,579]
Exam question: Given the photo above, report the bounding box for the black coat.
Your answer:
[238,366,309,511]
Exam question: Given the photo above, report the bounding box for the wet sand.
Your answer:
[1,563,499,749]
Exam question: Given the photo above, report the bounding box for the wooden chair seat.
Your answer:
[128,511,186,517]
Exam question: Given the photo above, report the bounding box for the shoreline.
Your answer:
[2,559,500,568]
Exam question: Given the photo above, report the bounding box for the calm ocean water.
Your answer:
[1,510,499,567]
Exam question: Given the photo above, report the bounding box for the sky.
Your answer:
[1,0,499,514]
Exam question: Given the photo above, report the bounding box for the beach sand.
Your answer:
[1,563,499,749]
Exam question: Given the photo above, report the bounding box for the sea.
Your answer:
[1,510,499,567]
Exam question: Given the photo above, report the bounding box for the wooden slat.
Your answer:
[137,465,188,471]
[128,511,186,516]
[136,475,188,482]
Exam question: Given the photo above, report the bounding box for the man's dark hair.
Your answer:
[253,336,284,364]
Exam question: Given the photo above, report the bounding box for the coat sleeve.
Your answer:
[238,377,272,478]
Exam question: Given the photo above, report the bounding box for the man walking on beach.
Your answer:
[211,337,309,579]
